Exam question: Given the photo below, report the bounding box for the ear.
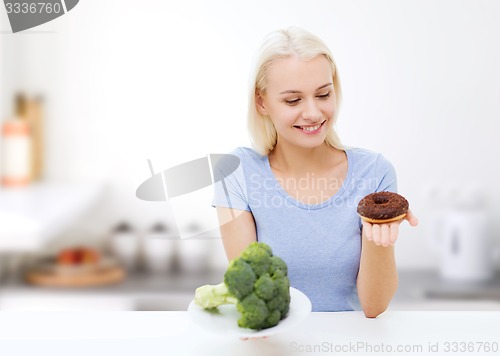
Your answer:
[255,91,268,116]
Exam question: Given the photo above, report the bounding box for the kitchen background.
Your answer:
[1,0,500,311]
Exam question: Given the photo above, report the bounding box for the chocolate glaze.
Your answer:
[357,192,409,220]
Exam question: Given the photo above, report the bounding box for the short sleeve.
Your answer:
[375,154,398,193]
[211,150,251,211]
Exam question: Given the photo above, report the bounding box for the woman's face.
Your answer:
[257,55,336,150]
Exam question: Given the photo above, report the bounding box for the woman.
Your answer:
[212,27,418,317]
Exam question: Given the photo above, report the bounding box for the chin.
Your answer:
[296,138,327,149]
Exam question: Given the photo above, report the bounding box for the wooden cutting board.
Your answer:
[25,265,126,288]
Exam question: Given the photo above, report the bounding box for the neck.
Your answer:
[269,141,338,175]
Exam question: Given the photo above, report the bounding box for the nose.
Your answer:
[302,99,322,121]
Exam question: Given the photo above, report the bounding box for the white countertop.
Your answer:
[0,311,498,355]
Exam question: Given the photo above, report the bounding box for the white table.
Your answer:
[0,311,498,355]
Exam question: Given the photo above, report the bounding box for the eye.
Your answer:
[317,92,331,100]
[285,98,301,105]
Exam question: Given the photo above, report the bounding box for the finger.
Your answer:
[362,221,373,241]
[389,221,400,245]
[371,224,381,245]
[380,224,391,246]
[240,336,268,341]
[405,209,419,226]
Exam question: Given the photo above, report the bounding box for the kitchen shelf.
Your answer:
[0,183,103,251]
[391,269,500,310]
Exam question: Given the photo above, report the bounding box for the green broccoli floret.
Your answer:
[236,293,268,329]
[224,258,256,299]
[254,273,276,301]
[241,242,272,277]
[264,276,290,318]
[263,309,281,329]
[194,242,291,330]
[269,255,288,278]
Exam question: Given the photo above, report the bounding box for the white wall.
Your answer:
[2,0,500,269]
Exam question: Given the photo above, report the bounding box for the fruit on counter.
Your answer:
[194,242,291,330]
[57,247,101,266]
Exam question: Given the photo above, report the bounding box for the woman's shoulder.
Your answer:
[344,146,394,171]
[345,146,390,161]
[228,146,267,163]
[213,147,266,177]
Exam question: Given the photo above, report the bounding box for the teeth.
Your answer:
[301,124,321,131]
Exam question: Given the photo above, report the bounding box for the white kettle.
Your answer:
[426,184,498,282]
[434,208,495,281]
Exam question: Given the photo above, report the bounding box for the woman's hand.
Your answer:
[240,336,268,341]
[362,209,418,247]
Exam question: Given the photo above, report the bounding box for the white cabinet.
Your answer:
[0,183,103,251]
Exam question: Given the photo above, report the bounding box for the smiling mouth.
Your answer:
[293,120,326,132]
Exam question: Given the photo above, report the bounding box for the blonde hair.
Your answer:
[247,27,344,156]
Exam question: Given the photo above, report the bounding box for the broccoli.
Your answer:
[194,242,291,330]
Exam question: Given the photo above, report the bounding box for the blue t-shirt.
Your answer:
[212,146,397,312]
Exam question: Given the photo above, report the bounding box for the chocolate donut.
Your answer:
[357,192,409,223]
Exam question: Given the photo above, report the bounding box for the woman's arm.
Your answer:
[216,207,257,261]
[356,210,418,318]
[356,225,398,318]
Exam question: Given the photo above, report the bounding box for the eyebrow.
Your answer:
[279,82,333,95]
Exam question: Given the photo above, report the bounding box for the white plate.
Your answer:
[187,287,312,337]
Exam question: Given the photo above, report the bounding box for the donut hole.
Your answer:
[373,196,389,205]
